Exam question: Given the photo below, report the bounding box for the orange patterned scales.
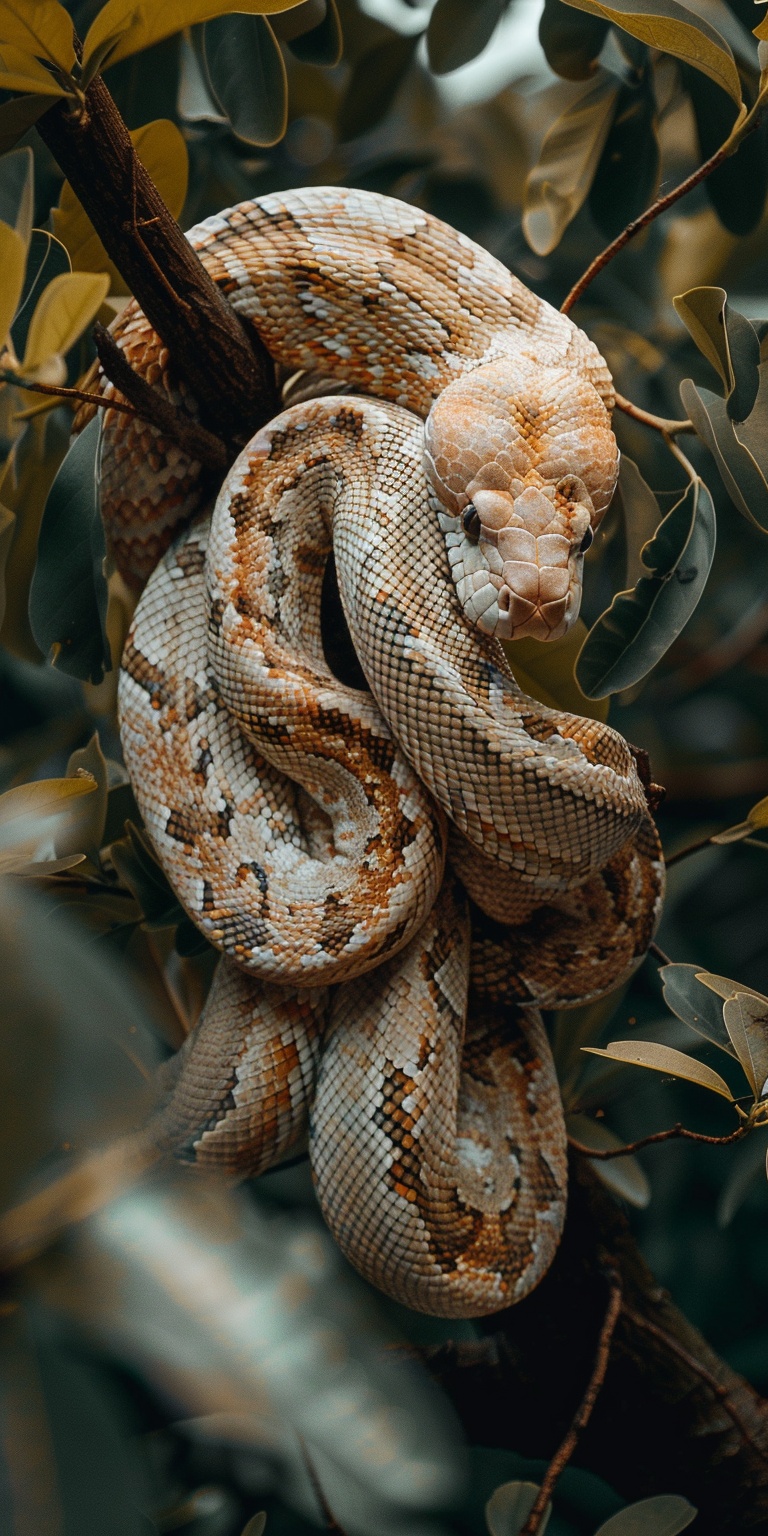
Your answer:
[104,189,664,1315]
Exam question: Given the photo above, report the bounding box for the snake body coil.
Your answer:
[102,188,664,1316]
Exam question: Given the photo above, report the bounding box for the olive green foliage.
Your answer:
[2,1,768,1533]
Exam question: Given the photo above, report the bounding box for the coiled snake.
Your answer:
[96,188,664,1317]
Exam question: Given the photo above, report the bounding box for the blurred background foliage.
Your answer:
[3,0,768,1532]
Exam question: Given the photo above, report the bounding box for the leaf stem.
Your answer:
[561,92,768,316]
[614,392,693,435]
[665,831,720,868]
[569,1121,749,1161]
[519,1269,623,1536]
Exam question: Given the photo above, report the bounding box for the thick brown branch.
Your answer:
[520,1269,623,1535]
[93,323,229,471]
[36,60,277,449]
[423,1160,768,1532]
[561,107,765,315]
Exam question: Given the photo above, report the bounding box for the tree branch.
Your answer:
[92,322,229,471]
[520,1268,623,1535]
[561,96,767,315]
[35,53,278,451]
[569,1122,749,1160]
[423,1160,768,1532]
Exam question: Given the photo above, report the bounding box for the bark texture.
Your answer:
[37,70,277,450]
[425,1158,768,1532]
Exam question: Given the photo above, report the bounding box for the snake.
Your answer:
[91,187,664,1318]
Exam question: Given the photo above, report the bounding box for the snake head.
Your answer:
[424,357,619,641]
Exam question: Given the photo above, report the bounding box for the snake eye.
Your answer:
[462,502,481,541]
[579,524,594,553]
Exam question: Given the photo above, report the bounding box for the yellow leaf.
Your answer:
[0,220,26,345]
[524,75,619,256]
[722,994,768,1101]
[51,119,189,292]
[583,1039,735,1099]
[503,618,610,724]
[565,0,742,106]
[81,0,306,77]
[695,971,768,1006]
[0,0,75,72]
[0,42,69,94]
[748,794,768,829]
[0,774,96,872]
[755,15,768,42]
[22,271,109,373]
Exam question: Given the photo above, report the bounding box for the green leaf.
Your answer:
[576,475,716,697]
[203,14,288,146]
[566,1114,651,1207]
[523,73,620,256]
[682,65,768,238]
[595,1494,697,1535]
[504,617,609,723]
[81,0,307,77]
[0,1,75,73]
[583,1039,735,1098]
[29,416,111,685]
[338,30,420,141]
[0,219,26,346]
[22,271,109,375]
[486,1480,551,1536]
[560,0,743,104]
[67,732,109,858]
[674,287,760,421]
[718,1130,768,1225]
[617,456,665,590]
[660,963,737,1055]
[681,369,768,533]
[110,821,184,929]
[0,502,15,629]
[0,91,50,155]
[280,0,342,65]
[539,0,609,80]
[588,78,660,241]
[0,877,159,1213]
[427,0,505,75]
[0,145,33,250]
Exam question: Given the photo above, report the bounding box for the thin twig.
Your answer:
[666,832,720,868]
[614,392,692,436]
[648,940,673,967]
[93,322,230,472]
[298,1438,348,1534]
[519,1269,623,1535]
[623,1305,768,1464]
[569,1122,749,1161]
[1,372,138,419]
[561,101,766,314]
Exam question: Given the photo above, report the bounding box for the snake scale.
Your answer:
[91,188,664,1317]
